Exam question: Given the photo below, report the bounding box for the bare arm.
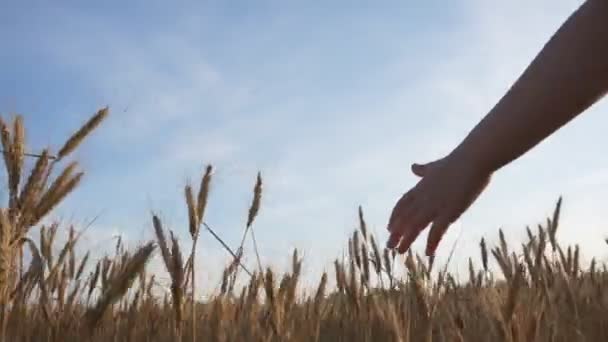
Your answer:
[451,0,608,174]
[388,0,608,256]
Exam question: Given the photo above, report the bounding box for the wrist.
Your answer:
[446,143,497,177]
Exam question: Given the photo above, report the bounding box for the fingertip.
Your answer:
[386,232,401,249]
[397,242,409,254]
[426,218,450,256]
[426,239,439,255]
[397,229,419,254]
[425,244,436,257]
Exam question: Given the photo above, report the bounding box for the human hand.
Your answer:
[386,155,492,256]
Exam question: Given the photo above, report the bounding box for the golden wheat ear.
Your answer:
[196,164,213,224]
[151,214,186,336]
[57,107,109,161]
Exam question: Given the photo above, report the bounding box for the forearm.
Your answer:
[450,0,608,174]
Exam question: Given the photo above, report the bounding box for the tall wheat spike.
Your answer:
[185,185,198,239]
[184,184,199,340]
[33,170,84,227]
[235,171,264,277]
[18,149,49,224]
[10,116,25,211]
[370,235,382,276]
[152,214,185,337]
[187,164,212,342]
[480,238,488,273]
[247,171,262,229]
[358,206,368,241]
[169,231,184,333]
[549,197,562,252]
[196,165,213,223]
[0,118,14,206]
[57,107,109,161]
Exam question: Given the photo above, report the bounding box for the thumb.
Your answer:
[412,159,444,177]
[411,162,429,177]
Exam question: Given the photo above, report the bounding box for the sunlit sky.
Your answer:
[2,0,607,291]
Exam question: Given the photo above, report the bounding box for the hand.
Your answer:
[386,154,492,256]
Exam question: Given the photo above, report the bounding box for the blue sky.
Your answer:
[2,0,607,290]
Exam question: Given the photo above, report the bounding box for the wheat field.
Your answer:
[0,108,607,341]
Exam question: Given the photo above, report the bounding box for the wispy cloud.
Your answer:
[5,0,608,289]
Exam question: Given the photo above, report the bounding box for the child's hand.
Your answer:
[386,155,492,256]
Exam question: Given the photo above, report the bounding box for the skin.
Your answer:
[387,0,608,256]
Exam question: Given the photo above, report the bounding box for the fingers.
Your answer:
[387,159,445,254]
[387,190,437,253]
[425,216,451,257]
[395,206,436,253]
[387,187,417,232]
[386,231,401,249]
[397,227,422,253]
[388,197,422,239]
